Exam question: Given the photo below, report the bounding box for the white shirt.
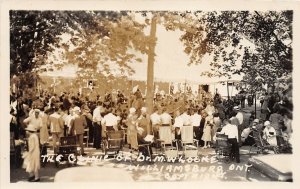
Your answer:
[173,116,184,128]
[221,123,239,139]
[102,113,118,127]
[190,113,201,126]
[205,105,215,116]
[150,112,161,125]
[93,106,103,122]
[65,114,75,128]
[236,112,244,125]
[24,116,42,131]
[160,112,172,125]
[181,112,191,126]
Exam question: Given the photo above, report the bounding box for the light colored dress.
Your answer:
[22,133,40,173]
[39,112,49,145]
[263,126,277,146]
[202,125,212,142]
[202,116,213,142]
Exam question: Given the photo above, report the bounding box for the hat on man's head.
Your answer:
[253,119,260,123]
[34,109,40,113]
[233,106,240,111]
[73,106,81,112]
[25,125,37,132]
[264,121,271,126]
[141,107,147,113]
[129,107,136,114]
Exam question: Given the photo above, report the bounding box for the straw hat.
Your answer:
[141,107,147,113]
[253,119,259,123]
[73,106,81,112]
[129,107,136,114]
[264,121,271,126]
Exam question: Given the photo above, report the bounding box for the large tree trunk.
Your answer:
[145,16,157,114]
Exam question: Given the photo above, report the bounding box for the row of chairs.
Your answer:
[100,125,200,161]
[157,126,199,159]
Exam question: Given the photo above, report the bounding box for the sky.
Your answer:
[42,18,243,84]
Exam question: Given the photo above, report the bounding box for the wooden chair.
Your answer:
[249,129,279,154]
[10,132,18,168]
[130,130,152,163]
[181,126,199,158]
[103,130,125,156]
[157,126,179,158]
[83,128,89,147]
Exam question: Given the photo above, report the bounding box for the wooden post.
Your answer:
[146,16,157,114]
[227,81,230,100]
[254,93,257,118]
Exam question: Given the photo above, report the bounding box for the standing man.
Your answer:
[160,107,172,127]
[150,106,161,138]
[220,119,240,163]
[190,108,201,141]
[234,106,244,146]
[70,106,87,156]
[199,111,207,147]
[65,108,75,136]
[173,110,183,149]
[181,108,191,126]
[101,108,118,132]
[48,107,64,154]
[93,101,103,149]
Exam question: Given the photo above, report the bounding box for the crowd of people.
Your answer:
[9,84,293,181]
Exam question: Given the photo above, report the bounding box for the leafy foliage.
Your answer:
[179,11,292,89]
[10,10,293,93]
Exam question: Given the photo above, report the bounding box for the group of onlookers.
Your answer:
[9,85,293,181]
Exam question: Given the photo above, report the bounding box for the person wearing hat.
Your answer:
[262,121,277,146]
[70,106,87,155]
[241,119,258,146]
[22,126,40,182]
[23,109,42,134]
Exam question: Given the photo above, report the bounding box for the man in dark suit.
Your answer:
[70,106,87,155]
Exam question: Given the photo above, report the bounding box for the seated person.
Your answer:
[263,121,277,146]
[137,127,153,159]
[241,119,259,146]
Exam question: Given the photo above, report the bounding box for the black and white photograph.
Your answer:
[1,0,299,188]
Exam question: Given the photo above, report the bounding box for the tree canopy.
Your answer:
[10,10,293,92]
[177,11,293,90]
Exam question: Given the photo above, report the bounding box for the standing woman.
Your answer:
[126,108,138,147]
[261,93,270,121]
[22,126,40,182]
[202,115,213,149]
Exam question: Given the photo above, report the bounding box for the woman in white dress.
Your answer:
[22,126,40,182]
[126,108,138,147]
[202,115,214,148]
